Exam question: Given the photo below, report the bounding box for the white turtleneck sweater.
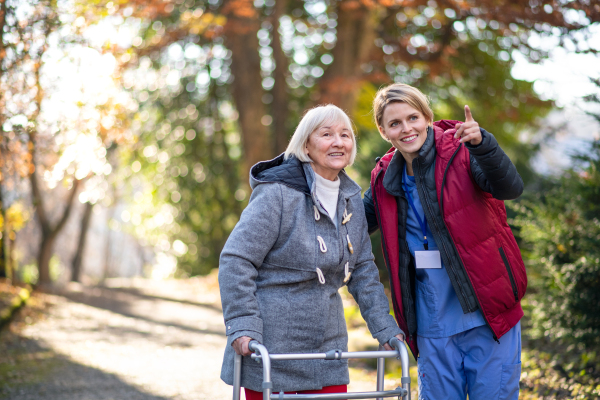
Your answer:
[314,172,341,228]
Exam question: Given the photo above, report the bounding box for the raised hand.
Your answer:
[454,105,482,146]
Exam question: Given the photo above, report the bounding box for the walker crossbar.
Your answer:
[250,350,400,361]
[267,387,406,399]
[232,339,411,400]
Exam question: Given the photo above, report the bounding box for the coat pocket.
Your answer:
[499,247,518,302]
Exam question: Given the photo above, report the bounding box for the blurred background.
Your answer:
[1,0,600,398]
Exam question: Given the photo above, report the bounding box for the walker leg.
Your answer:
[233,353,242,400]
[388,338,411,400]
[248,341,272,400]
[376,345,385,400]
[399,345,411,400]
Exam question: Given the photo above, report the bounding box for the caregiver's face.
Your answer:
[306,122,353,181]
[378,102,429,161]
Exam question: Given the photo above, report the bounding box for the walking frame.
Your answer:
[233,337,411,400]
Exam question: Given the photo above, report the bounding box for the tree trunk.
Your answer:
[223,0,272,178]
[271,0,289,155]
[0,0,7,279]
[102,204,117,281]
[0,188,5,279]
[38,233,55,284]
[0,0,7,124]
[1,218,8,280]
[8,233,16,283]
[318,3,378,114]
[30,166,81,285]
[71,201,94,282]
[0,233,5,279]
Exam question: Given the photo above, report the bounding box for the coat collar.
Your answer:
[250,153,310,193]
[250,153,361,199]
[302,162,361,200]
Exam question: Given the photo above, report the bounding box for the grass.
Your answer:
[0,290,64,396]
[0,279,31,328]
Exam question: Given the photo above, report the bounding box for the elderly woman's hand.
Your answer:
[382,333,405,350]
[454,105,482,146]
[232,336,254,356]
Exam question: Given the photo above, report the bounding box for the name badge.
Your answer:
[415,250,442,269]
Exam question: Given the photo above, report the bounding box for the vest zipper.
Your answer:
[372,168,414,340]
[415,157,474,313]
[436,144,502,340]
[499,246,519,301]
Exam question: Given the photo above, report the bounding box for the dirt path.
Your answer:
[0,275,415,399]
[1,276,231,400]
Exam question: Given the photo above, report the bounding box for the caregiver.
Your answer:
[363,83,527,400]
[219,104,403,400]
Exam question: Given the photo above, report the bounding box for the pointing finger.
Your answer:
[464,105,474,122]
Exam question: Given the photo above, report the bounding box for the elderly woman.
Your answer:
[363,83,526,400]
[219,104,403,399]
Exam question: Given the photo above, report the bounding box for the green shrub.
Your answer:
[512,141,600,350]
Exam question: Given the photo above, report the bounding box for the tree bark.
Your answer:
[0,0,7,112]
[0,219,7,280]
[318,2,378,114]
[271,0,289,155]
[71,201,94,282]
[223,0,272,178]
[38,233,55,284]
[8,232,15,283]
[0,0,9,280]
[102,203,118,281]
[0,233,5,279]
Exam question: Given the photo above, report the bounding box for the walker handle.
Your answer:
[233,340,269,400]
[249,340,272,400]
[388,337,411,400]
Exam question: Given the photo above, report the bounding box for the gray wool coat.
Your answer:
[218,154,402,393]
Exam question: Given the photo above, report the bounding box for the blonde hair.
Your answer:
[373,83,434,140]
[285,104,357,165]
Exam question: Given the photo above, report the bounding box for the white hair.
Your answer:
[284,104,357,165]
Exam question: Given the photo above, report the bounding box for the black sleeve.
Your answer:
[363,187,380,235]
[465,128,524,200]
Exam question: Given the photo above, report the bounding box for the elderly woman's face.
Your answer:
[305,122,353,181]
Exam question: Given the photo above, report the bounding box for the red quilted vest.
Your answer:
[370,120,527,356]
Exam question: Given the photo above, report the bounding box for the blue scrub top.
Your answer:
[403,166,486,338]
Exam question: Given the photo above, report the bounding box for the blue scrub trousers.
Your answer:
[417,321,521,400]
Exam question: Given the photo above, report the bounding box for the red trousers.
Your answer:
[244,385,347,400]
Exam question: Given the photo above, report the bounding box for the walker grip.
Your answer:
[387,337,402,359]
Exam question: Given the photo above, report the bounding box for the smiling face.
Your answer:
[305,122,354,181]
[378,101,430,164]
